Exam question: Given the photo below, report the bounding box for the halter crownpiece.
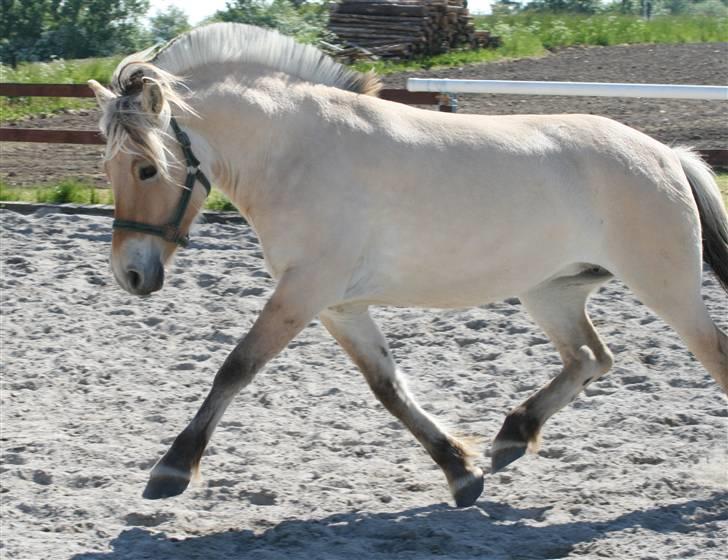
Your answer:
[112,117,212,247]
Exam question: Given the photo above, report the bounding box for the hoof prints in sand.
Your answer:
[1,210,726,560]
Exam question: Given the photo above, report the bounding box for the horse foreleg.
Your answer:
[492,273,613,473]
[143,267,338,499]
[320,305,484,507]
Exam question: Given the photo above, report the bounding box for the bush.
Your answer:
[206,191,237,212]
[475,13,728,48]
[0,0,151,67]
[35,180,105,204]
[210,0,329,44]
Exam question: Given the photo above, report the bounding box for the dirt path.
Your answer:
[1,43,726,187]
[1,209,726,559]
[382,43,728,147]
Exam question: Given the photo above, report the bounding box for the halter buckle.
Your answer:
[163,224,189,246]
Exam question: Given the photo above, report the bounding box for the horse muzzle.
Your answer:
[112,241,165,296]
[123,261,165,295]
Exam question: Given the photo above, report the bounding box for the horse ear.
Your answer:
[87,80,115,105]
[141,79,164,115]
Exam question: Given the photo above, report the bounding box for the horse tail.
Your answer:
[674,146,728,294]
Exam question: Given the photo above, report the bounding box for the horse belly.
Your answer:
[348,220,580,308]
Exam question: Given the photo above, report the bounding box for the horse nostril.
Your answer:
[127,269,143,290]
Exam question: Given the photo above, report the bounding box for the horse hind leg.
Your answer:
[608,237,728,394]
[491,267,614,473]
[320,306,484,507]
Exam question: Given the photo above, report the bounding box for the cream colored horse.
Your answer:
[90,23,728,507]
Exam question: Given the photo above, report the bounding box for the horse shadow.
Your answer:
[72,492,727,560]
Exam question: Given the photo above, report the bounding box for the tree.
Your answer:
[609,0,728,14]
[211,0,328,42]
[0,0,50,67]
[524,0,602,12]
[0,0,150,66]
[149,5,191,44]
[491,0,522,14]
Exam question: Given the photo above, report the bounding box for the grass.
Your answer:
[354,14,728,74]
[0,178,240,210]
[2,174,725,208]
[205,190,237,212]
[716,172,728,207]
[0,15,724,208]
[0,56,121,121]
[353,28,544,74]
[1,15,725,112]
[0,178,113,204]
[477,13,728,50]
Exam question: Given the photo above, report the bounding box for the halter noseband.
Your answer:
[112,117,212,247]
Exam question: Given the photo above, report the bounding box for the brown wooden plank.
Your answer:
[0,128,104,144]
[0,83,443,107]
[0,83,96,98]
[380,89,439,105]
[699,149,728,169]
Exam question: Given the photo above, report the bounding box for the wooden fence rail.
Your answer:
[0,83,97,97]
[0,128,104,144]
[0,82,445,144]
[1,82,725,167]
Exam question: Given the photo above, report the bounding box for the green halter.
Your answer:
[112,117,212,247]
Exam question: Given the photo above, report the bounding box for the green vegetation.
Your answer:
[1,0,150,67]
[517,0,728,17]
[1,1,326,68]
[357,13,727,74]
[2,11,725,116]
[211,0,329,45]
[206,190,238,212]
[716,172,728,207]
[0,178,113,205]
[478,13,728,49]
[149,5,191,44]
[0,56,121,121]
[353,30,545,74]
[2,174,724,208]
[0,178,240,211]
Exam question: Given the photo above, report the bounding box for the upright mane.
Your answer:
[100,23,381,179]
[112,22,381,98]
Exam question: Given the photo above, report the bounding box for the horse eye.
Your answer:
[138,165,157,181]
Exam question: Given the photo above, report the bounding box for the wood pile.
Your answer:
[328,0,499,60]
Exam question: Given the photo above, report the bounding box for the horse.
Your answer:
[89,23,728,507]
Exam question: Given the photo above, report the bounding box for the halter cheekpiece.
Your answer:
[112,117,212,247]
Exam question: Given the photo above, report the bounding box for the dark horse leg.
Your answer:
[320,305,484,507]
[492,270,614,473]
[143,266,338,499]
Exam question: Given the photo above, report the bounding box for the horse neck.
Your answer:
[183,76,317,221]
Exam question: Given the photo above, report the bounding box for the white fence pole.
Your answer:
[406,79,728,101]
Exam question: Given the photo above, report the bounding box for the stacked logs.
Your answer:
[328,0,499,60]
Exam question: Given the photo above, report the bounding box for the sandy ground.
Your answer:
[1,209,726,559]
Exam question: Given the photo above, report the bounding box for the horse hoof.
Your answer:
[142,468,190,500]
[491,407,539,473]
[451,469,484,508]
[490,440,527,473]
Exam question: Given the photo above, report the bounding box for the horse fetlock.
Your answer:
[491,407,541,473]
[430,436,484,507]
